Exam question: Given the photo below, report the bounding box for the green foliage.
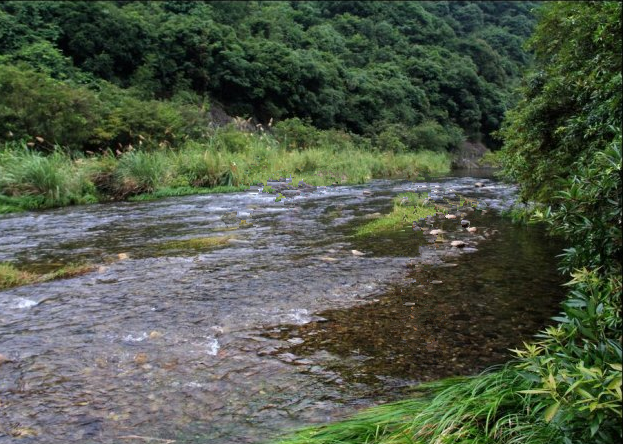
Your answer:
[354,192,435,237]
[113,150,170,197]
[498,3,623,443]
[0,64,98,149]
[530,140,622,274]
[0,145,94,208]
[273,118,320,150]
[277,365,564,444]
[515,270,622,443]
[0,64,210,152]
[499,2,622,202]
[0,1,539,146]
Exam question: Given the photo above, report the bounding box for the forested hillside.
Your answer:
[0,1,538,152]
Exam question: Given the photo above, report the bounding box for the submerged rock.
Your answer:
[0,353,12,366]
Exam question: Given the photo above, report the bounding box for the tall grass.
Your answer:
[0,129,450,212]
[0,145,95,208]
[276,365,563,444]
[114,150,171,197]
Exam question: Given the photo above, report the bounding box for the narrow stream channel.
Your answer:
[0,173,566,443]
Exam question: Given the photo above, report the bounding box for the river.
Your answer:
[0,173,566,443]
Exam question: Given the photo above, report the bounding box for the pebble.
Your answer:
[149,331,163,339]
[134,353,148,365]
[429,229,443,236]
[351,250,366,256]
[445,214,457,219]
[451,240,466,248]
[287,338,305,345]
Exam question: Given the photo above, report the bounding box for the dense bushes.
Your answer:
[499,2,622,201]
[0,1,539,147]
[0,64,210,152]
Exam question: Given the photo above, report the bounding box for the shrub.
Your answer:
[0,64,98,150]
[272,117,320,150]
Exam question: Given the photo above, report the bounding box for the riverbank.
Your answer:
[0,138,450,214]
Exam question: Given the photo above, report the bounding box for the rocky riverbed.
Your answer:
[0,174,565,443]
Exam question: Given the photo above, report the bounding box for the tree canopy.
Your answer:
[0,1,539,151]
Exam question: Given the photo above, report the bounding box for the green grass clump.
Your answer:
[354,192,435,237]
[113,150,171,197]
[276,365,562,444]
[0,262,96,290]
[0,146,95,209]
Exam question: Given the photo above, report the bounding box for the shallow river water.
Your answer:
[0,173,566,443]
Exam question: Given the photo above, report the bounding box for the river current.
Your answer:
[0,173,565,443]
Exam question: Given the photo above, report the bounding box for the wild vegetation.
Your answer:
[276,2,622,443]
[0,1,539,212]
[354,192,436,237]
[0,136,449,213]
[0,1,537,149]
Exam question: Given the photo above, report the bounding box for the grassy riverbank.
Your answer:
[0,135,449,214]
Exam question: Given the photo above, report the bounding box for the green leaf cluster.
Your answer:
[0,1,539,149]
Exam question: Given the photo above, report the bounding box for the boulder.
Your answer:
[451,240,466,248]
